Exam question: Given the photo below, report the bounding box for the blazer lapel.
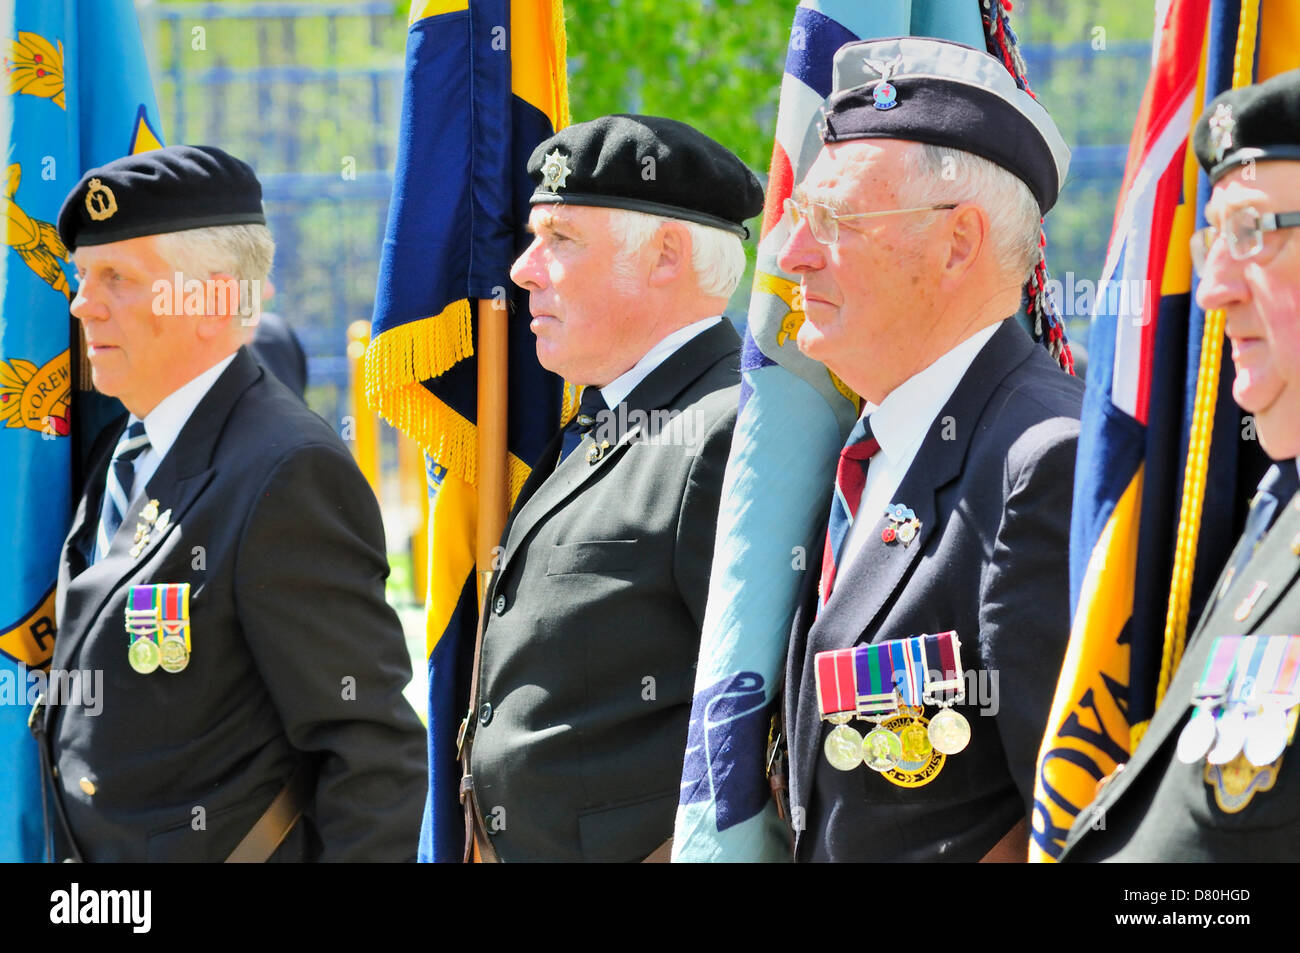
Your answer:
[497,320,741,572]
[51,350,263,673]
[1070,492,1300,850]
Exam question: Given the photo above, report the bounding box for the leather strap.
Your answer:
[460,572,496,863]
[978,816,1029,863]
[225,763,312,863]
[641,837,673,863]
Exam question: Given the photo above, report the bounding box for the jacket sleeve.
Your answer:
[978,420,1080,814]
[234,441,427,861]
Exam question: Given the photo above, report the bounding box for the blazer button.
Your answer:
[493,594,507,615]
[479,702,493,726]
[78,777,96,796]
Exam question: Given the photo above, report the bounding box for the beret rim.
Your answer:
[65,211,268,251]
[529,191,751,239]
[1209,145,1300,184]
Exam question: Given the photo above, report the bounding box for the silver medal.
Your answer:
[824,723,865,771]
[1176,708,1218,764]
[927,706,971,755]
[1243,705,1289,767]
[1206,707,1247,764]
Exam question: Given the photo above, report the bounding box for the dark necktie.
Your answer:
[558,386,605,465]
[1226,461,1300,584]
[818,415,880,607]
[94,420,150,562]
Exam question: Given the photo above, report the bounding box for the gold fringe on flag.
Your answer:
[1156,0,1260,708]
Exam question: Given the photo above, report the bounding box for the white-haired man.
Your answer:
[457,114,764,862]
[778,38,1085,862]
[38,145,426,862]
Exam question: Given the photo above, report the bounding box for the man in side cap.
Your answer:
[1062,68,1300,863]
[36,144,426,861]
[778,37,1085,862]
[457,114,764,862]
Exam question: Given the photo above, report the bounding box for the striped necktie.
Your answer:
[94,421,150,563]
[557,386,605,465]
[818,415,880,607]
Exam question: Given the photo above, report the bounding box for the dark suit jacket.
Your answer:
[1062,485,1300,862]
[249,311,308,398]
[45,348,426,861]
[465,320,741,862]
[785,319,1085,861]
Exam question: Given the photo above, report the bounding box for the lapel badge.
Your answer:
[1208,103,1236,163]
[882,502,921,546]
[129,500,166,558]
[1233,580,1268,622]
[587,439,611,466]
[539,149,573,192]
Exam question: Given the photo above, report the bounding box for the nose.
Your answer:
[509,238,548,292]
[776,214,825,276]
[69,273,106,324]
[1194,236,1247,314]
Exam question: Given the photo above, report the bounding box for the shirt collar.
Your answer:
[139,353,238,461]
[862,321,1003,464]
[598,316,723,410]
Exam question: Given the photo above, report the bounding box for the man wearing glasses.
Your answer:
[778,37,1085,862]
[1062,69,1300,862]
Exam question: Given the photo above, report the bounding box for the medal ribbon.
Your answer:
[1192,635,1241,703]
[1273,637,1300,697]
[889,637,925,707]
[854,643,897,713]
[160,582,192,650]
[1228,636,1268,708]
[922,630,964,700]
[815,648,857,718]
[1252,636,1289,705]
[125,584,161,642]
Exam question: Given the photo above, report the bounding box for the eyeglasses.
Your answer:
[783,197,957,245]
[1190,205,1300,274]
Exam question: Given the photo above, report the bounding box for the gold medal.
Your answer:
[128,638,160,675]
[158,635,190,674]
[879,713,945,787]
[824,723,864,771]
[927,707,971,755]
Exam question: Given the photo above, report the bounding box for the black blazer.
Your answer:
[1062,486,1300,862]
[46,348,426,861]
[465,320,741,862]
[784,319,1085,861]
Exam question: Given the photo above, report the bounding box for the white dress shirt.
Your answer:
[837,321,1003,576]
[598,316,723,410]
[124,353,237,498]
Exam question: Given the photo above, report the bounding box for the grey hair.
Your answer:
[896,142,1041,283]
[605,207,746,299]
[153,223,276,286]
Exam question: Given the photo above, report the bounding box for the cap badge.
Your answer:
[1209,103,1236,163]
[84,177,118,221]
[539,149,573,193]
[864,55,903,111]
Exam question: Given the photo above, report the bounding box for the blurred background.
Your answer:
[135,0,1155,618]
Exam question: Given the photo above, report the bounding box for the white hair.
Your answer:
[896,142,1041,283]
[604,207,746,299]
[153,223,276,285]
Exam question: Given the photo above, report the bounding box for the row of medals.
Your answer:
[1176,659,1297,769]
[126,622,190,674]
[824,699,971,774]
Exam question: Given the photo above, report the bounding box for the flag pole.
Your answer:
[476,299,509,602]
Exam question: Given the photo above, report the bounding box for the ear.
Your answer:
[938,203,988,287]
[194,272,242,342]
[646,221,691,288]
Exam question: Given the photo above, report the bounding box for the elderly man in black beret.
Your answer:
[1063,68,1300,863]
[457,114,763,862]
[776,37,1084,862]
[36,144,426,861]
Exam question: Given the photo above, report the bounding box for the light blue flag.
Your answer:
[0,0,162,862]
[672,0,986,862]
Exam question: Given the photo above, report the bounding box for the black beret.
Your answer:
[819,38,1071,215]
[527,114,764,238]
[58,144,266,251]
[1194,68,1300,184]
